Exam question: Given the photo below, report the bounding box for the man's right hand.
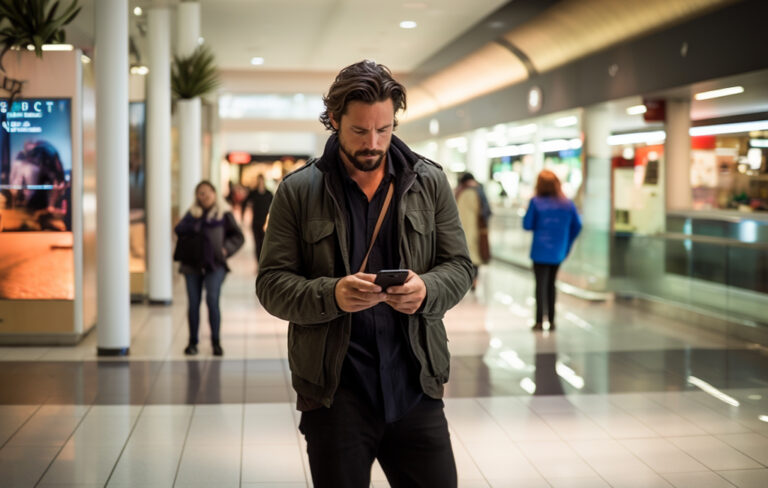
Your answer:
[334,272,386,313]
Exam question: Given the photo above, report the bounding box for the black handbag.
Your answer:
[173,233,203,265]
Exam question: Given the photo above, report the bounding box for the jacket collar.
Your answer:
[315,133,419,193]
[189,201,229,221]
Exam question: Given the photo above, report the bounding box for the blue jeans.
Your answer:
[184,267,227,345]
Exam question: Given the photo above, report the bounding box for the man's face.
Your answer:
[332,99,394,173]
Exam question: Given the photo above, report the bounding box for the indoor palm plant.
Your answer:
[0,0,81,68]
[172,43,220,212]
[171,44,220,100]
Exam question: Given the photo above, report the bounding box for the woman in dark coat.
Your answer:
[174,181,244,355]
[523,170,582,331]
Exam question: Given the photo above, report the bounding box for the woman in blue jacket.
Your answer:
[523,170,582,331]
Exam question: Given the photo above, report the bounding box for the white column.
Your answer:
[581,105,613,288]
[665,99,692,211]
[583,106,612,233]
[95,0,130,353]
[467,129,489,182]
[147,8,173,304]
[177,1,200,57]
[177,98,202,211]
[176,1,202,212]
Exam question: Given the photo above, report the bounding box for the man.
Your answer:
[245,173,273,265]
[255,60,473,488]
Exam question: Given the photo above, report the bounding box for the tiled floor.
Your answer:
[1,235,767,487]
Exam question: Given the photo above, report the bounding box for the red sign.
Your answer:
[227,152,252,164]
[642,99,666,122]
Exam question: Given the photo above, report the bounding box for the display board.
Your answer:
[0,98,74,299]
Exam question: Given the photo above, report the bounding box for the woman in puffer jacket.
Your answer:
[523,170,581,332]
[174,181,244,356]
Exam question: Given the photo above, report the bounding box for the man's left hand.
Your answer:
[384,270,426,315]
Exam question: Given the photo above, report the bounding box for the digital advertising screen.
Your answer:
[0,98,74,300]
[0,98,72,232]
[129,102,146,275]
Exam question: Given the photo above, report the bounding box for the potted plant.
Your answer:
[171,44,220,100]
[172,43,220,212]
[0,0,81,68]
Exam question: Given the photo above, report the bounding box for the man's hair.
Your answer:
[459,172,475,185]
[320,60,407,132]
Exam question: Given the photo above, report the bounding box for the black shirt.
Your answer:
[338,152,424,423]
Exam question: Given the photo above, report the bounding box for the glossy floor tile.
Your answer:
[1,235,767,487]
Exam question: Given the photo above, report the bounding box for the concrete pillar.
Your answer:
[146,8,173,304]
[95,0,130,354]
[665,99,692,212]
[176,1,202,212]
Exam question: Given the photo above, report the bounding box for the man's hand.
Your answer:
[335,272,386,313]
[383,271,426,315]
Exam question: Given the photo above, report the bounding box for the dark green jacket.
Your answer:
[255,135,473,407]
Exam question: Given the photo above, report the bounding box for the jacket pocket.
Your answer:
[404,211,435,273]
[301,220,335,278]
[287,323,329,386]
[423,318,450,383]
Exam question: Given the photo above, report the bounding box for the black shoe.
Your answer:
[184,345,198,355]
[531,323,544,331]
[212,344,223,356]
[548,323,556,331]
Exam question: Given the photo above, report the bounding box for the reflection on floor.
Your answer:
[1,236,767,487]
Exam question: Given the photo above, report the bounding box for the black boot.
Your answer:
[184,344,198,355]
[212,342,223,356]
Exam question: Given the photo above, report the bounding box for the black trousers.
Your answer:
[533,262,560,324]
[298,388,457,488]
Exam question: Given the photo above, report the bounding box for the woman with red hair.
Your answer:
[523,170,582,331]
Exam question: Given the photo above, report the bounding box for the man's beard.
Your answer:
[338,134,386,172]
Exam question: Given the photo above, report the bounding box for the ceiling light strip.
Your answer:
[694,86,744,100]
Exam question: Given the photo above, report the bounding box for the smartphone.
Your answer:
[374,269,409,290]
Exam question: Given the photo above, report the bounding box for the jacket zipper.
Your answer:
[323,174,351,405]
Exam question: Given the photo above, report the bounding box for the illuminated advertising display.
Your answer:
[0,98,73,300]
[0,98,72,232]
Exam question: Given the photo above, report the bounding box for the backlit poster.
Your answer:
[0,98,73,299]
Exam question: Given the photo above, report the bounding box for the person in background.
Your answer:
[455,172,492,289]
[245,173,273,265]
[174,181,244,356]
[523,170,581,331]
[255,60,472,488]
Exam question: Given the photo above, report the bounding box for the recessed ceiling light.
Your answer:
[250,57,264,66]
[133,7,142,16]
[130,66,149,76]
[399,21,417,29]
[626,105,647,115]
[694,86,744,100]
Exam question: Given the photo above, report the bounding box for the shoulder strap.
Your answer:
[358,181,394,273]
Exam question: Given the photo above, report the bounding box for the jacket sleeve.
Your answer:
[174,212,200,235]
[255,180,344,325]
[522,199,535,230]
[418,171,474,316]
[223,211,245,257]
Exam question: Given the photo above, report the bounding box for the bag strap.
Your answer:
[358,181,394,273]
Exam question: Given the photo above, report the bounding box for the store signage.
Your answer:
[227,151,252,164]
[642,99,666,122]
